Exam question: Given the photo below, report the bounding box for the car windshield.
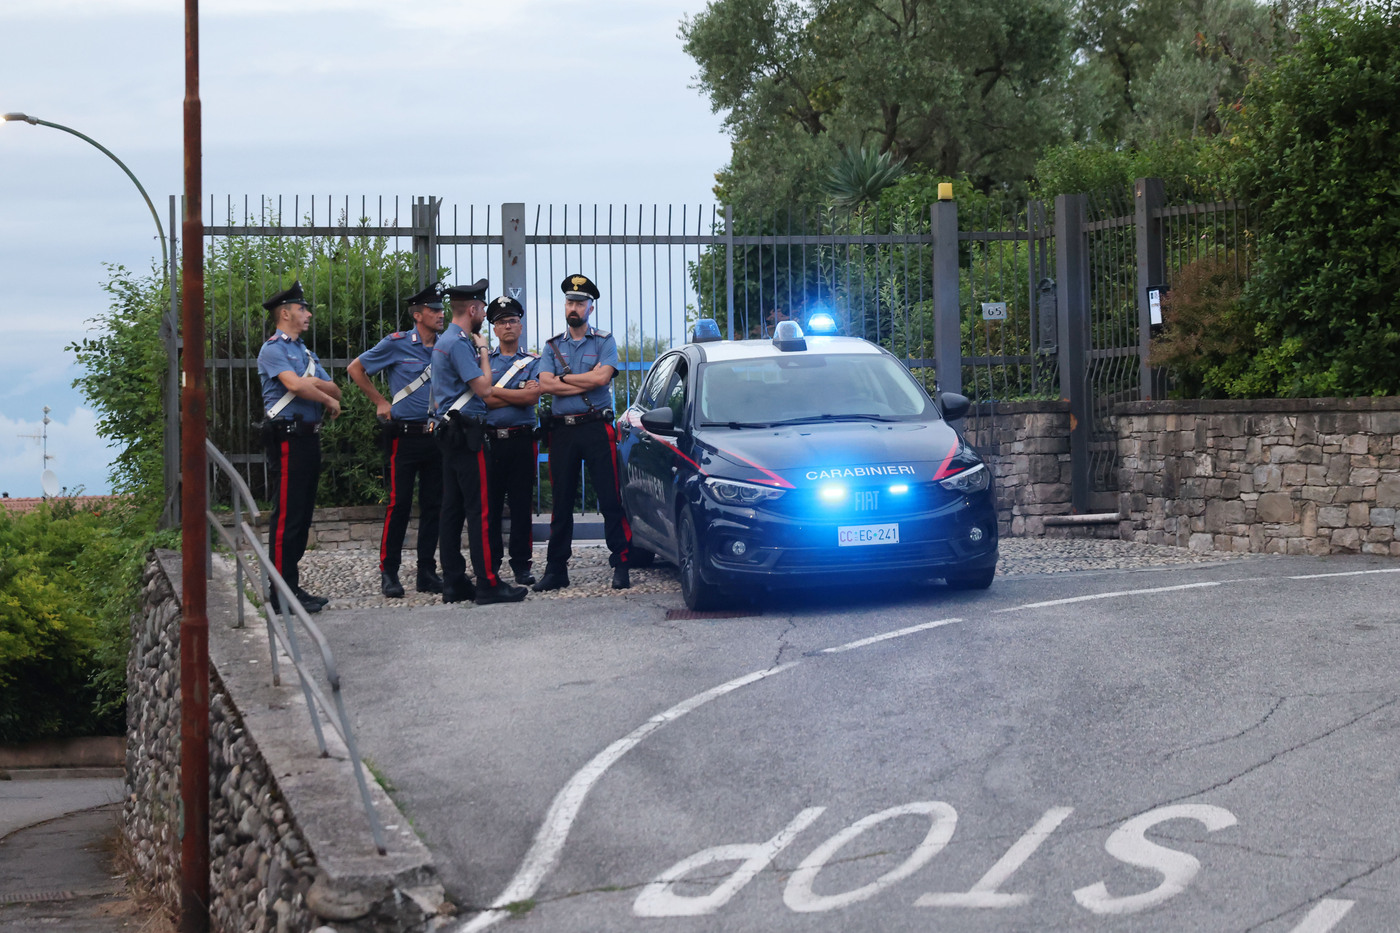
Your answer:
[697,353,935,425]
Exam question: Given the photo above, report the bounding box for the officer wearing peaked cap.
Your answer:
[483,295,543,585]
[347,281,446,598]
[256,280,343,613]
[535,273,632,591]
[430,278,529,605]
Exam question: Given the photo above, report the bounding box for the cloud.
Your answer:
[0,407,116,497]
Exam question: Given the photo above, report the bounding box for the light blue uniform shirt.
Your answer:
[257,331,330,421]
[486,350,541,428]
[429,322,488,421]
[356,329,434,421]
[538,329,619,416]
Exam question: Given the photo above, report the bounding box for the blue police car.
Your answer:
[617,319,999,609]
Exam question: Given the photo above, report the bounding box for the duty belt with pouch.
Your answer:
[261,416,322,439]
[437,409,486,453]
[490,425,534,440]
[379,419,434,437]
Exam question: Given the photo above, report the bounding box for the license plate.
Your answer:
[837,523,900,546]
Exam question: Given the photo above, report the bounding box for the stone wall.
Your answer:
[1116,398,1400,554]
[961,402,1078,536]
[219,506,410,552]
[125,551,447,932]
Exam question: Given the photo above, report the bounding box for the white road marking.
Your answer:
[821,617,962,653]
[916,806,1074,908]
[633,807,826,917]
[1072,804,1237,915]
[1286,899,1355,933]
[457,662,799,933]
[784,802,959,913]
[1287,567,1400,580]
[994,581,1222,612]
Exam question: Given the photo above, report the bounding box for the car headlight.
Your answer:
[938,462,990,494]
[703,477,787,504]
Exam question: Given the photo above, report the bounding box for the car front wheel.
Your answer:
[944,564,996,590]
[678,509,723,611]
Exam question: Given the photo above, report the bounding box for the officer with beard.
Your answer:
[535,274,631,591]
[431,279,529,605]
[347,281,446,598]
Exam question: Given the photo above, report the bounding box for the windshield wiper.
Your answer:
[700,420,778,429]
[767,413,900,425]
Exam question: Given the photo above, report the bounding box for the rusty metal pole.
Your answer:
[178,0,209,929]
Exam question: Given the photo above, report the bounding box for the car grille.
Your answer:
[774,539,956,570]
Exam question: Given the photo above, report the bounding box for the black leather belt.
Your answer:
[266,420,321,437]
[556,409,614,427]
[491,425,534,439]
[386,421,433,436]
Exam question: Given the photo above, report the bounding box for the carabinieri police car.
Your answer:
[617,318,998,610]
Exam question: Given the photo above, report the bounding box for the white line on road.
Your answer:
[992,581,1222,612]
[1286,898,1354,933]
[458,662,799,933]
[1287,567,1400,580]
[821,617,962,653]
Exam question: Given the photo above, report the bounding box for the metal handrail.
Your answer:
[204,439,387,855]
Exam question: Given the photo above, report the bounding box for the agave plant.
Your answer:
[824,146,909,208]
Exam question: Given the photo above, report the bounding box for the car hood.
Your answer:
[693,420,965,488]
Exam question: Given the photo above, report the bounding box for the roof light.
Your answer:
[807,312,837,334]
[772,319,806,351]
[691,318,722,343]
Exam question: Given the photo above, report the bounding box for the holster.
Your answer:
[536,414,555,450]
[437,411,485,454]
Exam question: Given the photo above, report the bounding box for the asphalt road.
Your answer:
[324,554,1400,933]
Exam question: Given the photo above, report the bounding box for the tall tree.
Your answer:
[681,0,1075,215]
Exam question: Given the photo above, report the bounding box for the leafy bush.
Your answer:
[1225,0,1400,396]
[1148,254,1253,398]
[0,501,162,743]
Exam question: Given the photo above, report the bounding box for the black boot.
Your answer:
[532,566,569,592]
[513,567,537,586]
[416,567,443,593]
[380,570,405,598]
[293,587,328,608]
[442,576,476,604]
[611,566,631,590]
[475,581,529,604]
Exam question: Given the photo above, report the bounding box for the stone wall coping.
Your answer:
[1115,396,1400,416]
[152,550,441,895]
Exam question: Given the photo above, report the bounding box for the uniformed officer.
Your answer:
[483,295,543,585]
[535,274,632,591]
[430,279,529,605]
[347,282,447,598]
[256,280,342,613]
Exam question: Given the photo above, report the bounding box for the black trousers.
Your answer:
[439,437,501,589]
[264,433,321,592]
[545,420,631,569]
[379,430,442,575]
[488,432,537,576]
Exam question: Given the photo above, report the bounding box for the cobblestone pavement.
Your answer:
[297,537,1263,610]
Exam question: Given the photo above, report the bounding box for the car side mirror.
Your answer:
[640,406,678,436]
[939,392,970,422]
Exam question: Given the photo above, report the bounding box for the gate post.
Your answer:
[724,205,735,341]
[412,197,440,288]
[502,202,527,344]
[931,194,960,395]
[1134,177,1165,399]
[1054,193,1091,514]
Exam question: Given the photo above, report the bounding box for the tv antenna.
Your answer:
[17,406,55,467]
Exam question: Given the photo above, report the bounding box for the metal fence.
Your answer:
[178,182,1249,517]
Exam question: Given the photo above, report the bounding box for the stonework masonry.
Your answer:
[960,402,1080,537]
[1115,398,1400,555]
[125,551,447,932]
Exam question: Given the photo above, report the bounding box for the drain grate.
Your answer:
[664,608,761,620]
[0,890,77,904]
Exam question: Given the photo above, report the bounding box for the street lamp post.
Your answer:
[3,111,182,528]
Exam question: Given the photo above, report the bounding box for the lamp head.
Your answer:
[3,113,37,124]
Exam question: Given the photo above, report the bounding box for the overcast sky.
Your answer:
[0,0,730,497]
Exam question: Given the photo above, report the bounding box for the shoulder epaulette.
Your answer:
[549,332,566,343]
[592,329,611,339]
[389,331,406,340]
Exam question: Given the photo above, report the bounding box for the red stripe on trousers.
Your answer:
[274,439,290,575]
[530,442,538,550]
[477,446,498,586]
[605,424,633,557]
[379,436,399,571]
